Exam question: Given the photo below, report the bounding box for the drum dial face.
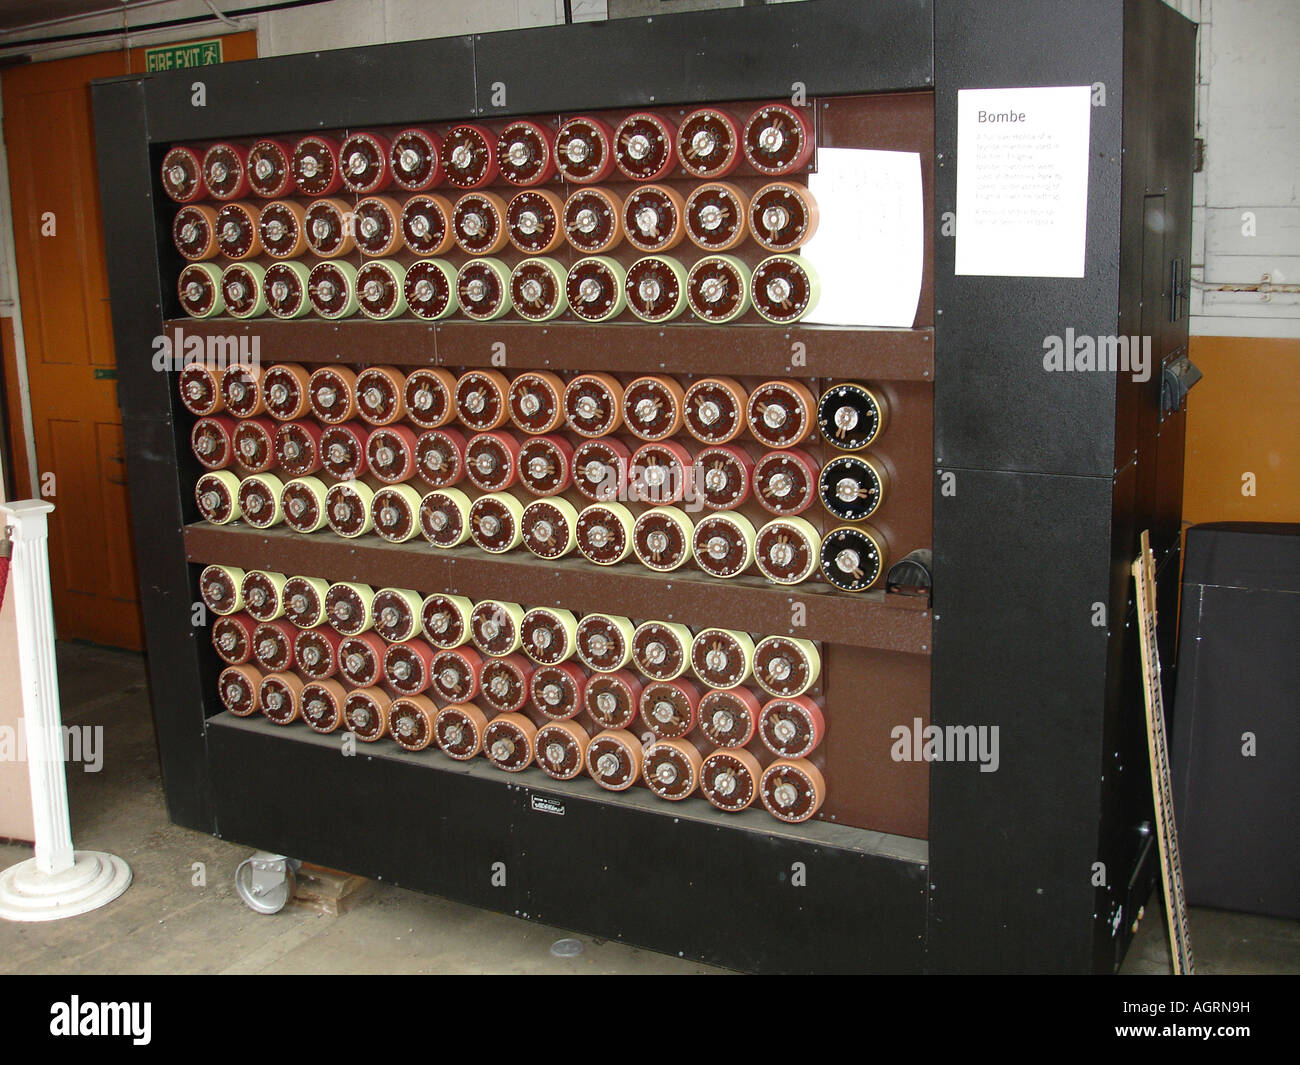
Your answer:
[264,262,308,317]
[631,621,689,681]
[283,577,327,629]
[676,108,740,178]
[743,104,814,176]
[521,499,576,560]
[639,680,698,740]
[517,436,572,497]
[431,648,480,702]
[435,703,488,760]
[320,425,366,480]
[480,656,531,714]
[819,454,887,521]
[687,255,748,323]
[758,696,824,759]
[390,129,442,191]
[615,113,676,181]
[535,722,588,780]
[419,489,470,548]
[564,375,622,438]
[203,143,249,200]
[562,188,621,253]
[754,517,820,585]
[422,594,470,649]
[401,195,453,257]
[415,429,466,488]
[339,132,391,194]
[343,689,389,742]
[372,487,420,543]
[749,182,818,252]
[820,526,886,592]
[555,117,615,183]
[219,666,260,716]
[759,759,826,823]
[575,503,633,565]
[248,140,293,198]
[585,730,642,791]
[696,445,752,511]
[572,439,629,502]
[690,628,753,689]
[211,615,253,665]
[441,124,497,189]
[700,749,762,812]
[506,189,564,254]
[469,495,521,554]
[816,383,886,451]
[699,688,761,748]
[521,609,577,666]
[173,205,216,261]
[161,146,203,202]
[292,136,341,196]
[692,513,755,578]
[747,381,815,449]
[622,185,683,253]
[531,663,585,720]
[484,714,535,772]
[684,182,747,251]
[754,449,817,515]
[498,120,554,186]
[178,264,222,317]
[259,201,306,258]
[584,671,640,730]
[623,377,682,442]
[643,740,703,801]
[215,203,260,259]
[404,369,456,430]
[684,378,746,444]
[465,432,519,493]
[455,370,509,432]
[751,254,818,323]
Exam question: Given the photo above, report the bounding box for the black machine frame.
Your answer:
[92,0,1195,973]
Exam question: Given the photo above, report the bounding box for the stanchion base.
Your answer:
[0,851,131,922]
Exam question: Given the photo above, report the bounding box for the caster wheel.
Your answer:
[625,255,688,323]
[686,254,750,323]
[259,671,303,725]
[338,633,387,688]
[819,526,888,592]
[465,430,521,492]
[325,580,374,636]
[677,107,741,179]
[520,607,579,666]
[292,135,343,196]
[521,497,579,560]
[178,262,224,318]
[307,367,358,425]
[161,146,204,203]
[384,640,436,696]
[343,687,391,743]
[566,256,626,323]
[571,439,630,503]
[248,139,295,198]
[307,261,359,319]
[173,204,219,261]
[366,425,419,484]
[404,368,458,429]
[319,424,368,481]
[819,453,889,521]
[562,187,623,254]
[282,576,330,629]
[372,588,424,644]
[356,259,408,320]
[303,197,355,258]
[241,570,287,623]
[202,143,251,200]
[294,627,341,681]
[748,637,816,696]
[215,202,262,260]
[555,116,616,184]
[435,702,489,760]
[623,375,684,442]
[219,665,262,717]
[199,564,245,616]
[758,696,825,759]
[692,511,757,579]
[497,119,556,186]
[264,261,312,319]
[340,131,392,194]
[747,380,816,449]
[300,680,347,734]
[441,124,498,189]
[575,502,635,566]
[234,853,297,915]
[639,679,699,740]
[211,613,256,666]
[484,713,536,773]
[743,104,814,176]
[456,258,513,320]
[684,181,747,251]
[479,653,533,715]
[816,383,888,451]
[564,373,623,439]
[754,448,818,516]
[575,613,635,673]
[531,661,587,721]
[643,739,704,801]
[632,506,694,572]
[415,428,467,489]
[400,195,455,257]
[195,471,241,525]
[371,484,424,543]
[506,189,565,254]
[759,758,826,823]
[698,687,762,749]
[585,729,643,791]
[469,599,525,658]
[258,200,308,260]
[751,255,820,324]
[583,670,641,731]
[536,721,590,781]
[695,444,753,512]
[700,749,763,812]
[389,695,438,751]
[468,492,525,554]
[615,112,677,181]
[622,184,685,254]
[749,182,819,252]
[390,129,443,191]
[419,487,473,548]
[421,593,473,650]
[324,481,374,539]
[517,435,573,497]
[509,258,568,322]
[191,415,236,470]
[452,191,510,255]
[754,515,821,585]
[237,473,285,529]
[222,263,268,319]
[631,620,692,681]
[690,627,755,689]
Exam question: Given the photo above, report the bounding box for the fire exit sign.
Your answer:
[144,39,223,73]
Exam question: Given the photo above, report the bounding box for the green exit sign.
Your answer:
[144,39,223,73]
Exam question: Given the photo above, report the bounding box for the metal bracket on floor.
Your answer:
[234,851,301,915]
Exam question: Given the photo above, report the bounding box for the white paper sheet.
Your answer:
[800,147,924,328]
[955,85,1092,278]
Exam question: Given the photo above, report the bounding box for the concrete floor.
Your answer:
[0,642,1296,975]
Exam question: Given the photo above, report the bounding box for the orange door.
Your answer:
[2,32,256,649]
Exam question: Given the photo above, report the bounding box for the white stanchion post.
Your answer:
[0,500,131,921]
